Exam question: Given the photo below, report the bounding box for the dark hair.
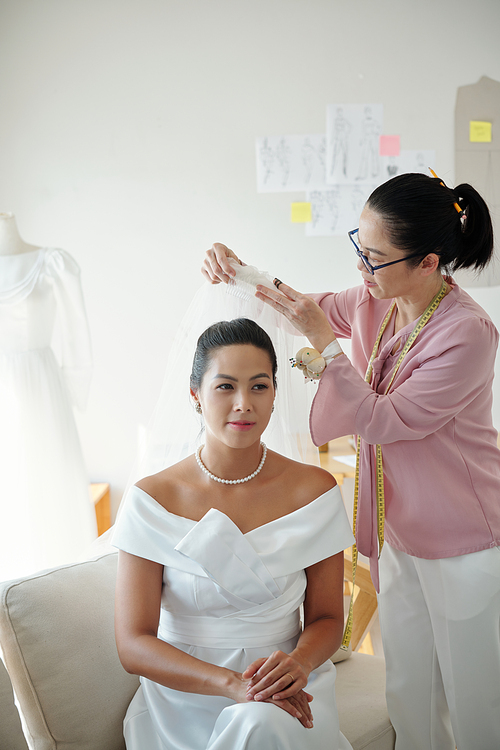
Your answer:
[190,318,277,391]
[366,173,494,272]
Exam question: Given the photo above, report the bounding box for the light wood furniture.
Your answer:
[344,551,378,652]
[90,483,111,537]
[318,435,356,485]
[320,438,379,653]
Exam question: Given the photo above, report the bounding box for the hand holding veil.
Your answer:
[131,260,317,484]
[89,259,318,552]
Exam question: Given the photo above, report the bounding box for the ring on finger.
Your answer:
[285,672,294,685]
[273,278,283,290]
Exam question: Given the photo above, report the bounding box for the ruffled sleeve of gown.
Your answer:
[0,249,46,305]
[45,249,93,411]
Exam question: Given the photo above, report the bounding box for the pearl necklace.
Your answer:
[195,443,267,485]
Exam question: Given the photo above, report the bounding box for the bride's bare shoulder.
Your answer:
[271,451,337,506]
[135,455,196,508]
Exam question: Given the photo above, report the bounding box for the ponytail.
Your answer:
[366,173,494,273]
[450,183,494,272]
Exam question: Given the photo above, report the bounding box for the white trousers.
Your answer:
[377,543,500,750]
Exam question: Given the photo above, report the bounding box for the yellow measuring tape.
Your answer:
[341,280,448,649]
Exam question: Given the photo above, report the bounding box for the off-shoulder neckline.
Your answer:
[130,483,339,535]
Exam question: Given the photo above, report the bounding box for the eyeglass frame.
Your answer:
[348,228,425,275]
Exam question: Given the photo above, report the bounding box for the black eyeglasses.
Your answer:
[348,229,424,275]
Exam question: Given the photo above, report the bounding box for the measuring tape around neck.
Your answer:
[341,279,448,650]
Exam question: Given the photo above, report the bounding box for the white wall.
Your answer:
[1,0,500,516]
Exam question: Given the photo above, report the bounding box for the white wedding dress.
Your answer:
[113,484,354,750]
[0,248,96,581]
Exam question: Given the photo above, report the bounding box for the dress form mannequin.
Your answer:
[0,212,38,255]
[0,221,96,581]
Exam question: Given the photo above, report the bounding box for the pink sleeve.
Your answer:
[308,286,366,339]
[309,317,498,446]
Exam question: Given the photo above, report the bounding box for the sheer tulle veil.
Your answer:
[132,261,317,479]
[90,261,318,551]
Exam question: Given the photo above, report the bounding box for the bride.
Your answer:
[113,317,354,749]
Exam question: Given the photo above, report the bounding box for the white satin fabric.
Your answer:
[113,484,354,750]
[0,248,96,581]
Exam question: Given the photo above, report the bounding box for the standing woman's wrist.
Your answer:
[308,329,337,353]
[321,339,343,361]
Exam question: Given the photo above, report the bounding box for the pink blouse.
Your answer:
[309,281,500,588]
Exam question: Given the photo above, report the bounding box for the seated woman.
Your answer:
[113,318,354,750]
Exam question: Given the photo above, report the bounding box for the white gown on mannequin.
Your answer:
[113,484,354,750]
[0,247,96,581]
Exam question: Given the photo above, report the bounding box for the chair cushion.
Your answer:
[0,553,393,750]
[0,553,139,750]
[336,652,395,750]
[0,657,28,749]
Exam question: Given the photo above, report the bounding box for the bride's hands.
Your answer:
[243,651,311,702]
[227,669,314,729]
[201,243,243,284]
[270,689,314,729]
[255,281,336,353]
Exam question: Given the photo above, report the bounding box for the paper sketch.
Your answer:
[327,104,383,185]
[379,150,436,181]
[256,134,327,192]
[329,108,352,178]
[305,149,434,236]
[306,184,376,237]
[356,106,382,180]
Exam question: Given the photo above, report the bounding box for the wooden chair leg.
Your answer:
[344,552,378,651]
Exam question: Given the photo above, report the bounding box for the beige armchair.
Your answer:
[0,553,394,750]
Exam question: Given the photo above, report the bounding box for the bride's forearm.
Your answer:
[118,632,245,699]
[115,552,248,701]
[291,615,343,674]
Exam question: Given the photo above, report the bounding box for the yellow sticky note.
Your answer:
[469,121,492,143]
[291,202,312,223]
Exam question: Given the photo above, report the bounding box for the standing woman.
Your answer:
[202,173,500,750]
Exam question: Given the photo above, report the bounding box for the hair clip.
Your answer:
[459,206,468,232]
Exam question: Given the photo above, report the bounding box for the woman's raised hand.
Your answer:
[256,282,336,353]
[201,243,243,284]
[202,247,336,352]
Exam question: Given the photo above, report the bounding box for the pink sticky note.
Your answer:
[379,135,400,156]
